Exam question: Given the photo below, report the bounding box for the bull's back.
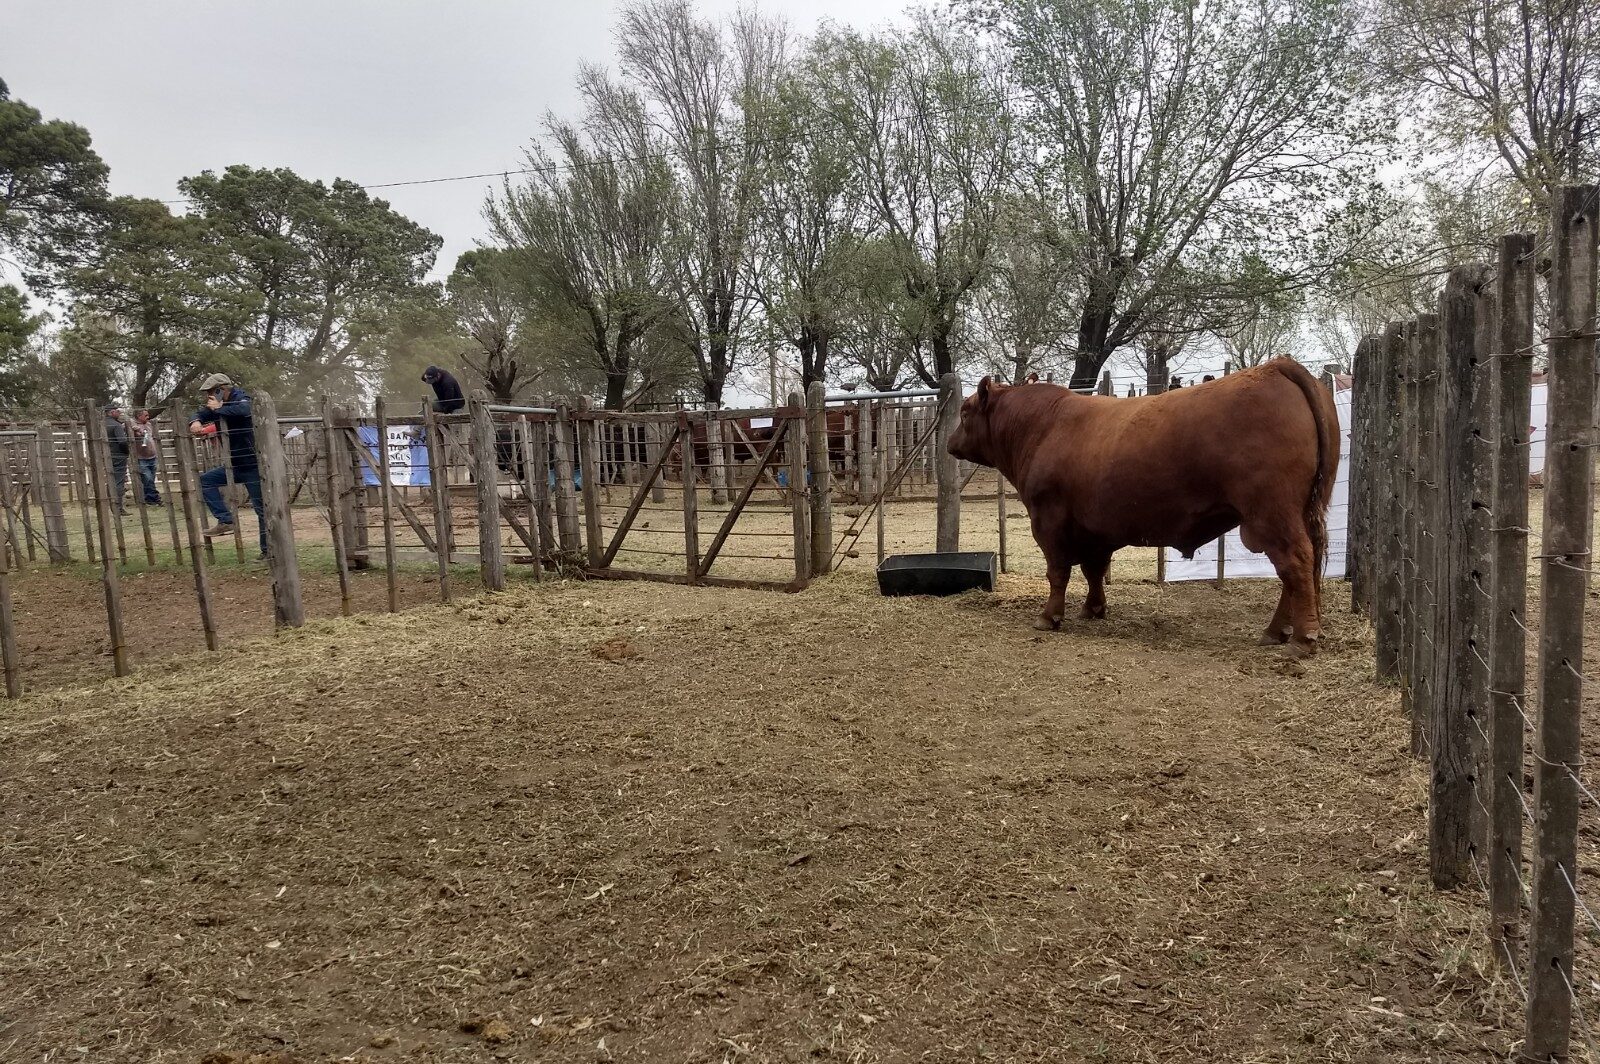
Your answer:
[1030,366,1323,547]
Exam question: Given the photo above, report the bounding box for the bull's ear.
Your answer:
[976,375,994,408]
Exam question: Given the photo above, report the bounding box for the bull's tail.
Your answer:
[1272,358,1340,582]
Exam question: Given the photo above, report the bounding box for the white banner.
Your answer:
[357,425,431,487]
[1164,386,1351,582]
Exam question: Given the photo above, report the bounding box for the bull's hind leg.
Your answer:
[1035,561,1072,631]
[1080,555,1110,619]
[1244,521,1319,653]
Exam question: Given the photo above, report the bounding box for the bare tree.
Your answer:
[974,0,1383,389]
[822,15,1015,383]
[602,0,787,405]
[446,249,544,403]
[486,92,677,410]
[1379,0,1598,206]
[747,34,868,389]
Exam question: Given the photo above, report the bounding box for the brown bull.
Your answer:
[946,358,1339,653]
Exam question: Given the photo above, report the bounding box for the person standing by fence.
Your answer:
[131,409,162,505]
[189,373,267,557]
[104,404,131,514]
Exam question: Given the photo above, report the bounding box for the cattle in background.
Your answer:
[947,358,1339,654]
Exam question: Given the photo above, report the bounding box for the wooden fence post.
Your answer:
[423,402,451,603]
[787,395,810,585]
[806,382,832,575]
[1524,184,1599,1062]
[1097,372,1112,395]
[552,406,580,560]
[517,415,543,581]
[644,421,667,504]
[997,467,1009,575]
[171,425,219,650]
[1411,314,1441,762]
[1488,231,1536,955]
[705,405,729,505]
[1374,323,1406,681]
[935,372,961,553]
[67,428,96,565]
[1431,265,1489,890]
[33,424,69,563]
[1347,336,1375,612]
[470,396,505,591]
[254,391,304,628]
[578,405,603,569]
[1468,271,1501,865]
[320,397,353,617]
[156,423,183,565]
[374,397,400,611]
[680,413,700,582]
[83,403,129,677]
[0,510,20,697]
[856,402,875,501]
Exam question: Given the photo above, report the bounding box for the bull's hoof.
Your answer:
[1258,627,1291,646]
[1285,637,1319,659]
[1033,615,1062,632]
[1080,603,1106,620]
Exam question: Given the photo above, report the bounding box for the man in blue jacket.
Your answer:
[189,373,267,556]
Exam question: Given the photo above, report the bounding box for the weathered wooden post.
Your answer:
[171,426,219,650]
[1410,314,1441,761]
[517,415,543,581]
[881,402,899,501]
[578,403,603,569]
[551,406,581,559]
[320,397,353,617]
[1488,231,1536,955]
[935,373,961,552]
[997,467,1009,575]
[680,413,700,582]
[1374,323,1406,681]
[1467,271,1501,863]
[33,424,70,563]
[67,427,97,565]
[0,514,20,696]
[1347,336,1374,612]
[1097,372,1112,395]
[532,420,556,555]
[83,403,129,677]
[155,423,183,564]
[470,396,506,591]
[1524,185,1598,1063]
[423,401,451,603]
[806,382,832,575]
[1431,264,1488,890]
[254,391,304,628]
[341,407,371,571]
[706,404,729,505]
[856,403,875,502]
[374,397,400,612]
[644,421,667,504]
[216,423,244,563]
[787,394,810,585]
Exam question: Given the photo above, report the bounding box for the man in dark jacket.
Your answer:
[104,404,130,515]
[189,373,267,556]
[422,365,465,413]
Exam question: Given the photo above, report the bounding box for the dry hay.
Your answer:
[0,569,1522,1061]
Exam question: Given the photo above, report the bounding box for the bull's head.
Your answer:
[946,376,1005,467]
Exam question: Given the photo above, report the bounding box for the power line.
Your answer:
[152,0,1515,207]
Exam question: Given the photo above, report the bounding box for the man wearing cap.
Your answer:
[104,404,130,515]
[189,373,267,556]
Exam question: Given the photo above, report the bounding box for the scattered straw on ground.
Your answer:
[0,570,1520,1062]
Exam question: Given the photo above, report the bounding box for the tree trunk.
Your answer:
[1010,343,1034,386]
[931,329,954,379]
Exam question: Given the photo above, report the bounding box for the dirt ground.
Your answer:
[0,564,1527,1063]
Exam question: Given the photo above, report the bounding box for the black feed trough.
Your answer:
[877,551,998,597]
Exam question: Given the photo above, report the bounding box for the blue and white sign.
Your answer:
[356,425,431,487]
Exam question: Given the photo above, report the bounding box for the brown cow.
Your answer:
[946,358,1339,654]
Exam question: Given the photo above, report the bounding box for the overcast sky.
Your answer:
[4,0,909,282]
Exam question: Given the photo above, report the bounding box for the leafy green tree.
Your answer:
[56,196,246,407]
[0,76,109,284]
[0,283,43,410]
[447,249,542,402]
[179,165,441,402]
